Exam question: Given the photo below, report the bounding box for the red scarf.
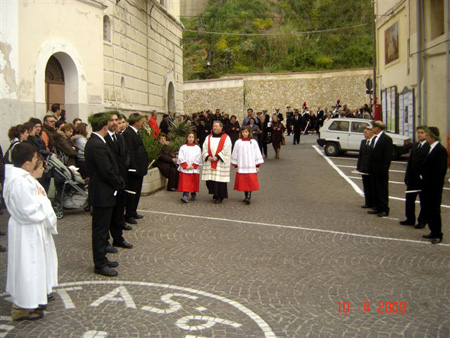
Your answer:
[208,133,227,169]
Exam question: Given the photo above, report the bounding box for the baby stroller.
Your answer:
[46,155,88,219]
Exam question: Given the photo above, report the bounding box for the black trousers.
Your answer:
[260,142,267,157]
[110,192,125,244]
[126,175,143,217]
[404,187,425,224]
[293,130,301,144]
[167,168,179,190]
[92,206,114,269]
[371,172,389,213]
[206,181,228,199]
[362,175,373,207]
[422,188,443,238]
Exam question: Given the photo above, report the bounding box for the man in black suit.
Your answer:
[357,126,374,209]
[292,110,303,145]
[368,120,393,217]
[85,112,125,277]
[285,106,293,136]
[274,108,284,122]
[122,113,149,224]
[421,127,448,244]
[105,112,134,249]
[400,126,429,227]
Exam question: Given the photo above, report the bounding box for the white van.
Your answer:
[317,118,412,159]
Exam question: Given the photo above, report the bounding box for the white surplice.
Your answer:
[177,144,202,174]
[3,165,58,309]
[231,139,264,173]
[201,134,232,182]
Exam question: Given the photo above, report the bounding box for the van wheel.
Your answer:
[392,146,399,160]
[324,142,339,156]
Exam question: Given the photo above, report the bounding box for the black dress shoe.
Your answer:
[415,222,426,229]
[361,205,372,209]
[106,245,118,254]
[122,225,133,231]
[431,238,442,244]
[215,198,223,204]
[47,294,55,302]
[125,216,138,224]
[399,220,415,226]
[367,210,380,214]
[106,260,119,268]
[167,188,177,192]
[422,233,434,239]
[377,212,389,217]
[113,241,133,249]
[133,214,144,219]
[94,266,118,277]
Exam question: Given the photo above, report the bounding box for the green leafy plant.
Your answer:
[139,124,162,168]
[167,119,196,154]
[182,0,373,80]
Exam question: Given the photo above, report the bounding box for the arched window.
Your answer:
[103,15,111,43]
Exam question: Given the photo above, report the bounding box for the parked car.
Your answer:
[317,118,412,160]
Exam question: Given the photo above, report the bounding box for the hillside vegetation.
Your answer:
[182,0,374,80]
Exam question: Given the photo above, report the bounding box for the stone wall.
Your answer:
[184,68,373,121]
[183,78,244,116]
[180,0,209,17]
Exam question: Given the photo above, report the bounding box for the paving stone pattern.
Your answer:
[0,135,449,337]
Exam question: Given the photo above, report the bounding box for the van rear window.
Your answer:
[329,121,349,131]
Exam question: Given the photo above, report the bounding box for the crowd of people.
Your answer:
[0,101,447,322]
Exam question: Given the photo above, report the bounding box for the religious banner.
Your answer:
[385,22,399,65]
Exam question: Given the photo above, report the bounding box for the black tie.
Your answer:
[112,134,117,142]
[371,136,377,148]
[417,143,422,150]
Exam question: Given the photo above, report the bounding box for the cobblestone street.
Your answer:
[1,135,449,337]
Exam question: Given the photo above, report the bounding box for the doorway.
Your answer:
[45,56,65,112]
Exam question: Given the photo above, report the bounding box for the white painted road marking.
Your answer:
[312,146,364,197]
[138,209,450,248]
[336,164,405,173]
[313,145,450,209]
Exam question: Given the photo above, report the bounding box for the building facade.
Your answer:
[0,0,183,148]
[374,0,449,145]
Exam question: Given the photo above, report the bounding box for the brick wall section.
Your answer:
[184,68,373,120]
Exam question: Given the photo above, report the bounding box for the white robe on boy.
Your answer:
[3,165,58,309]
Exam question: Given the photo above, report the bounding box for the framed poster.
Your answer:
[385,22,399,65]
[386,86,397,133]
[381,87,397,133]
[381,90,387,123]
[399,87,415,140]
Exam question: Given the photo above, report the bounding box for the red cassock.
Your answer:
[178,172,200,192]
[234,173,259,192]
